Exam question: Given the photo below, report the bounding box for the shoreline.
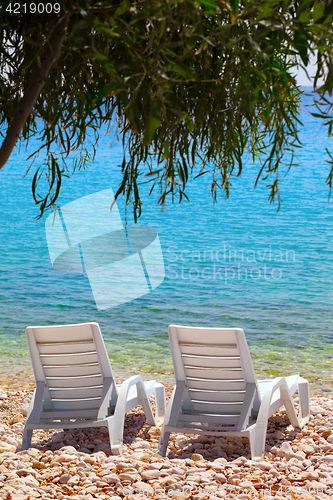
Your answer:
[0,365,332,397]
[0,389,333,499]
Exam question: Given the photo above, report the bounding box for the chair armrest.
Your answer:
[110,375,155,454]
[252,377,300,461]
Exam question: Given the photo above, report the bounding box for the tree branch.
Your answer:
[70,1,145,14]
[0,12,71,170]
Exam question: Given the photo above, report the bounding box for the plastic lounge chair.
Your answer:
[158,325,310,461]
[22,322,165,454]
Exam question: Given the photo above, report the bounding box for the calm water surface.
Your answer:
[0,91,333,390]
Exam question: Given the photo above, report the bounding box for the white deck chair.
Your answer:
[158,325,309,461]
[22,322,165,454]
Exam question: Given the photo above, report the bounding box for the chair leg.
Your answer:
[298,378,310,426]
[251,421,268,461]
[107,417,123,455]
[280,384,301,429]
[22,426,33,450]
[246,424,266,462]
[137,385,155,426]
[157,385,182,456]
[158,428,171,457]
[252,378,292,461]
[154,383,166,425]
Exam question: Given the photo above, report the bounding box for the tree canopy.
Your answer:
[1,0,333,220]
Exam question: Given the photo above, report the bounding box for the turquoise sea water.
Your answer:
[0,90,333,390]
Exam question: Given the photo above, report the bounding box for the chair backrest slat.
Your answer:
[46,374,103,389]
[188,389,246,402]
[43,363,101,378]
[32,324,95,343]
[49,386,103,399]
[37,341,97,355]
[52,399,101,410]
[190,401,243,415]
[186,378,247,391]
[178,413,240,425]
[179,343,239,357]
[182,355,242,369]
[40,352,100,366]
[184,367,244,380]
[41,409,99,419]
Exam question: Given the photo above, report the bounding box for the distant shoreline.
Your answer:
[0,364,331,397]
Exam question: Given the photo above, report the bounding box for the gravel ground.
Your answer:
[0,386,333,499]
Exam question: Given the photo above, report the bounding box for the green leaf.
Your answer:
[184,114,195,131]
[144,168,163,177]
[299,10,311,23]
[92,19,119,37]
[198,0,218,13]
[313,1,325,21]
[115,168,129,201]
[164,64,196,80]
[231,0,239,17]
[32,167,41,203]
[114,0,130,17]
[91,47,109,62]
[193,171,208,180]
[162,144,169,160]
[94,80,127,106]
[144,114,161,144]
[182,192,191,202]
[293,31,308,65]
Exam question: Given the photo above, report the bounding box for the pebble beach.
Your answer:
[1,385,333,500]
